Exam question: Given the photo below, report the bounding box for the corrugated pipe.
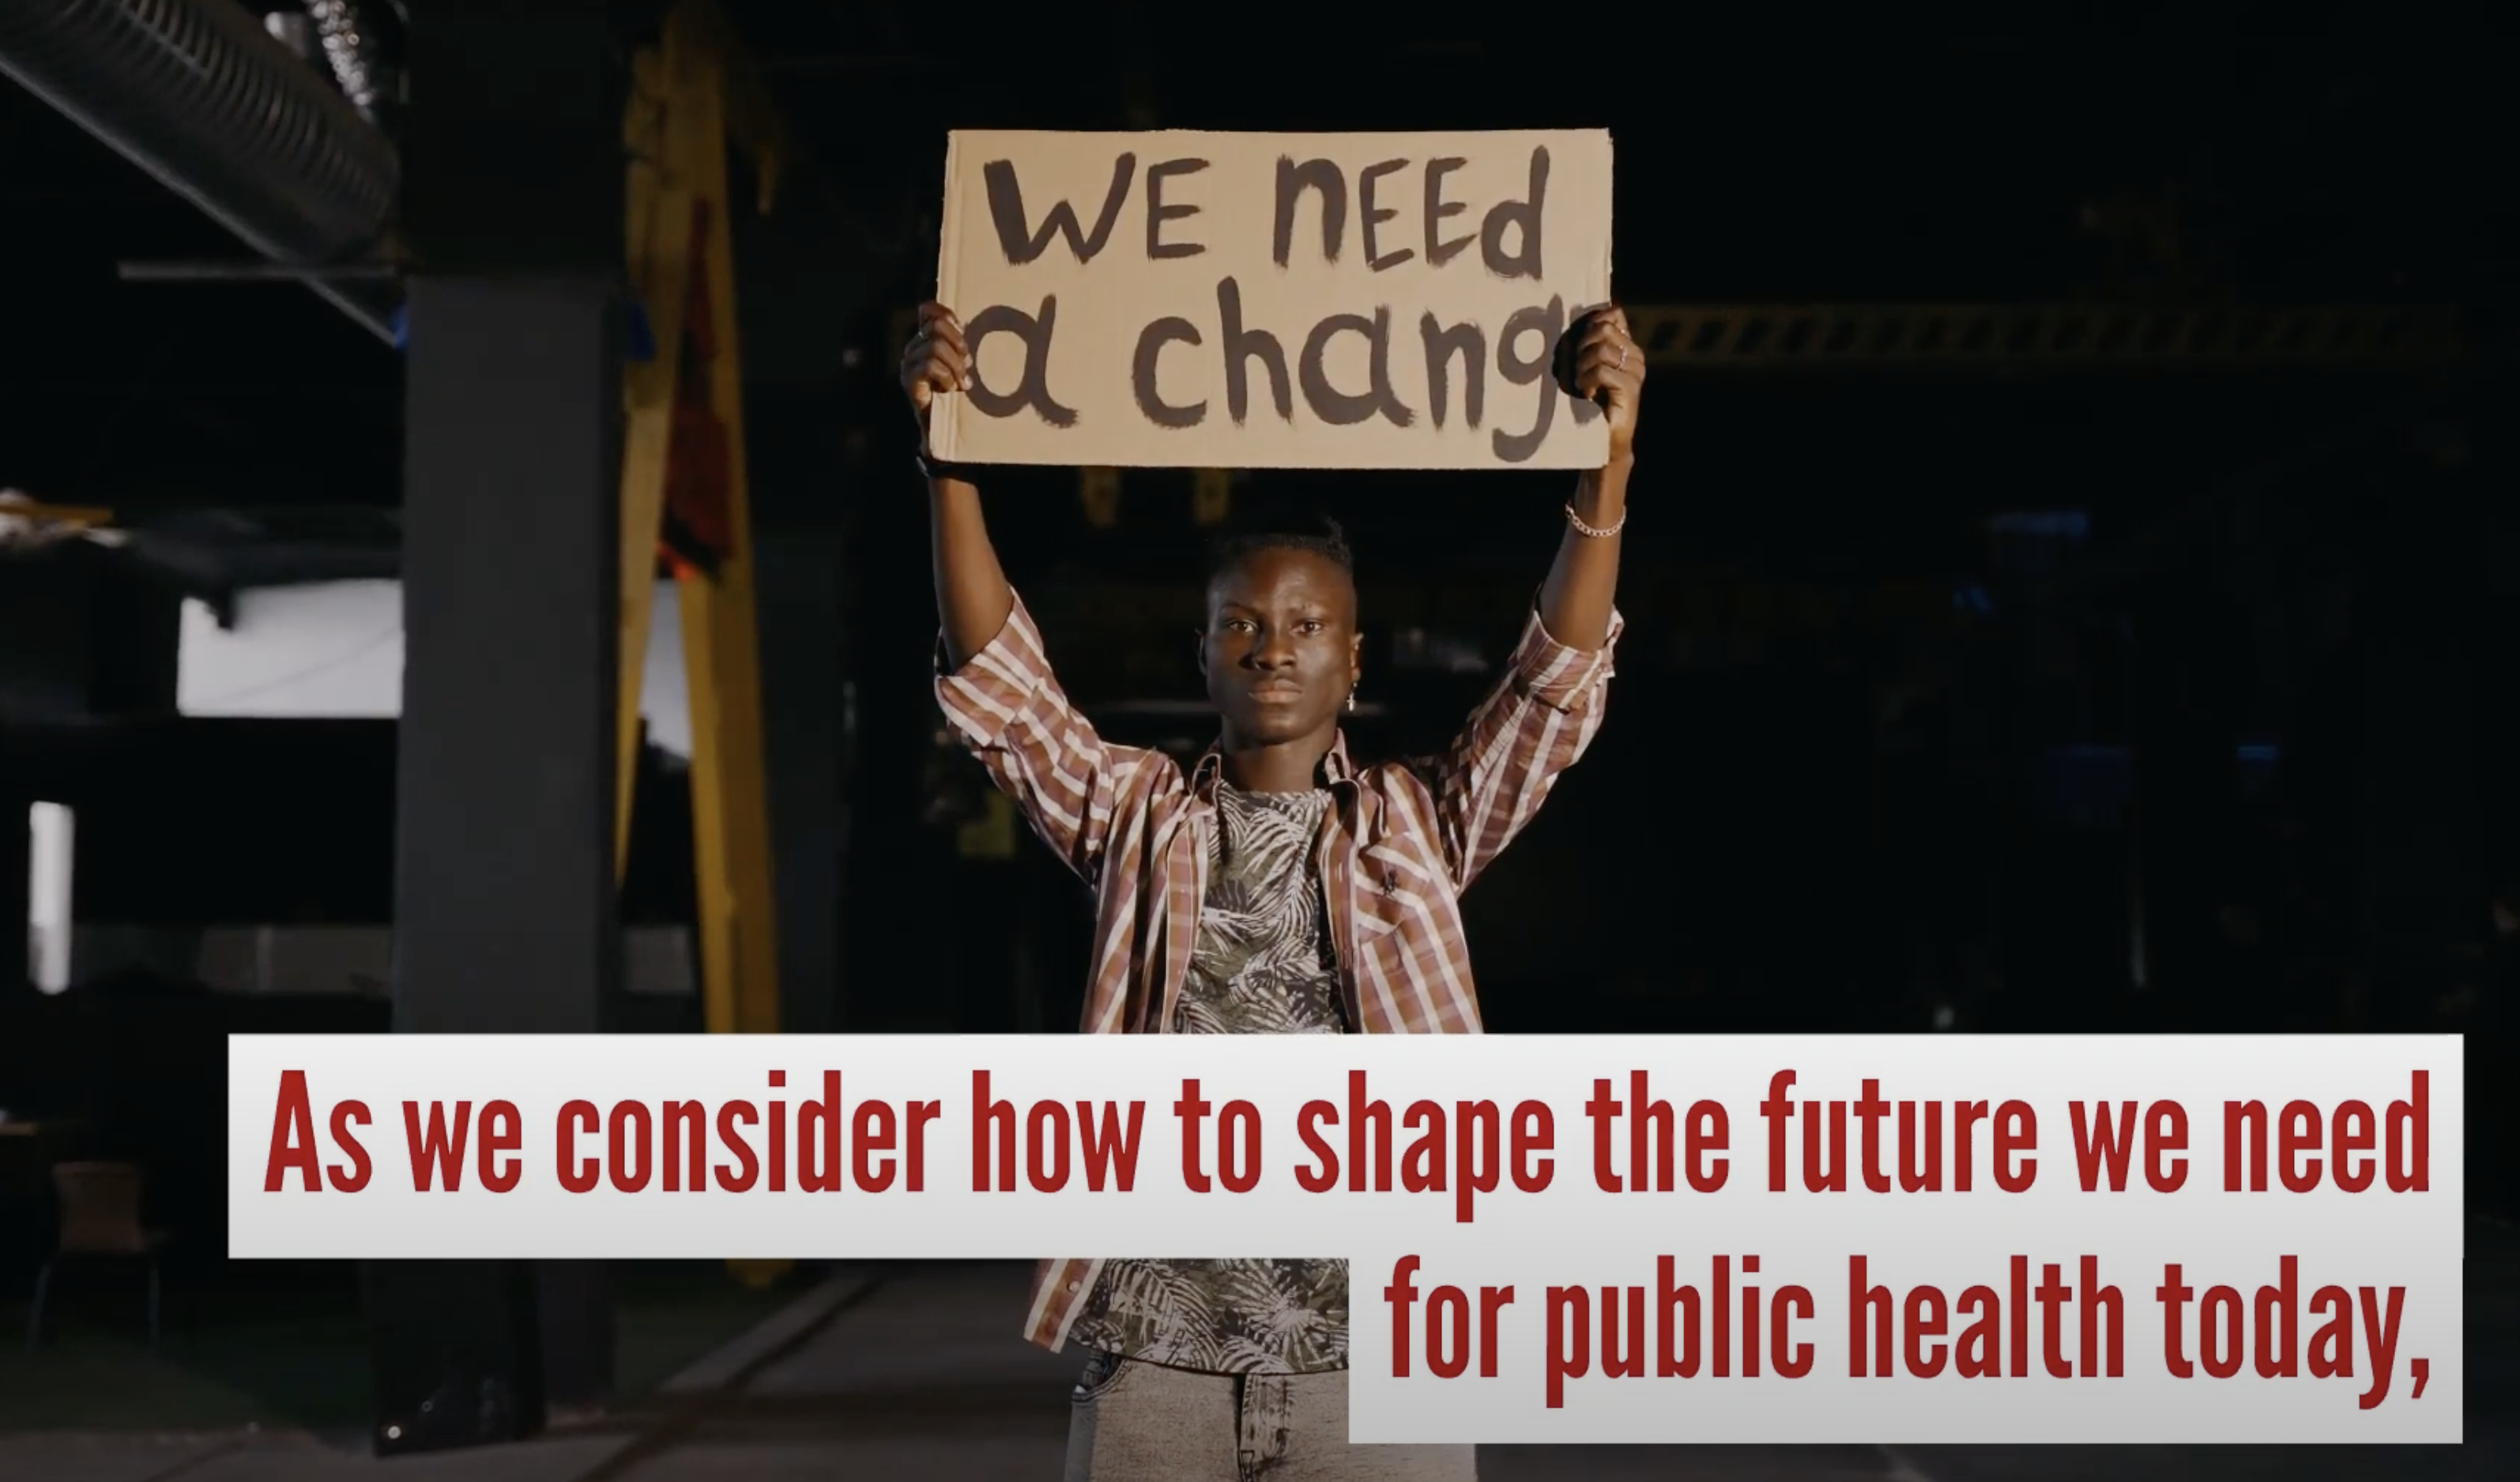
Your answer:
[0,0,401,342]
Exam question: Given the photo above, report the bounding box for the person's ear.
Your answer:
[1194,626,1209,680]
[1348,630,1363,688]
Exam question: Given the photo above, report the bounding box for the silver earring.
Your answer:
[1347,688,1358,713]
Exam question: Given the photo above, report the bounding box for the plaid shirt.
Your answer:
[935,590,1622,1351]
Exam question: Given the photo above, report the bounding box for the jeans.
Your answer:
[1063,1352,1478,1481]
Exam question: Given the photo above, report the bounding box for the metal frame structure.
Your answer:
[1622,302,2460,369]
[613,0,787,1288]
[616,1,781,1036]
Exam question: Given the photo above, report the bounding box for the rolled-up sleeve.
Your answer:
[932,592,1163,881]
[935,595,1060,750]
[1505,606,1623,711]
[1416,604,1623,892]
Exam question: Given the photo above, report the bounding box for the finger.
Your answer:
[1573,368,1643,412]
[918,351,967,397]
[916,304,970,364]
[1576,304,1630,340]
[927,332,962,385]
[1578,322,1639,368]
[911,330,967,378]
[1573,342,1641,383]
[1575,374,1633,413]
[905,333,970,389]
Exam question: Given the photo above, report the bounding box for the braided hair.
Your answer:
[1204,513,1354,586]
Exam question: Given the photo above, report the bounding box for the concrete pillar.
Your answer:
[369,0,624,1452]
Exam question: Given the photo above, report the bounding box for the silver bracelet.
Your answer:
[1565,500,1626,539]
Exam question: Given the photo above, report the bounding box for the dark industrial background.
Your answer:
[0,0,2511,1474]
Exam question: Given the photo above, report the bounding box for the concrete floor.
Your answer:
[2,1243,2511,1482]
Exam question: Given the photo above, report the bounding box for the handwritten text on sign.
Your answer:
[927,130,1615,470]
[228,1034,2461,1445]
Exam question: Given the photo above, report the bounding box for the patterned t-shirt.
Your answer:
[1064,781,1351,1374]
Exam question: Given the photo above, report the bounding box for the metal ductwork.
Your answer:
[0,0,402,343]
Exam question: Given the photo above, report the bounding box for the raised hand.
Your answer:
[1566,306,1645,464]
[901,300,974,451]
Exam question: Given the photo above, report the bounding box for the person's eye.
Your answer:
[1298,619,1324,635]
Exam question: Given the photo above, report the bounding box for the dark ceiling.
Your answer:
[0,2,2506,568]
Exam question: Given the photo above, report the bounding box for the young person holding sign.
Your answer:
[906,296,1644,1479]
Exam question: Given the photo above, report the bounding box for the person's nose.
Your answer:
[1245,624,1296,669]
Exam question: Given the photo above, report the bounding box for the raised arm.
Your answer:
[1536,307,1641,652]
[1416,307,1644,890]
[902,302,1170,880]
[906,302,1014,666]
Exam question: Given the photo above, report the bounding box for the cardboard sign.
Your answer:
[929,130,1614,470]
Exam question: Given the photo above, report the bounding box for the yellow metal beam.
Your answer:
[613,2,782,1038]
[667,21,781,1043]
[616,0,785,884]
[613,42,695,883]
[618,0,788,1292]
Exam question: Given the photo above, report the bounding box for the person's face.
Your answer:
[1200,548,1362,749]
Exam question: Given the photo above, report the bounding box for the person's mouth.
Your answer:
[1247,682,1304,703]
